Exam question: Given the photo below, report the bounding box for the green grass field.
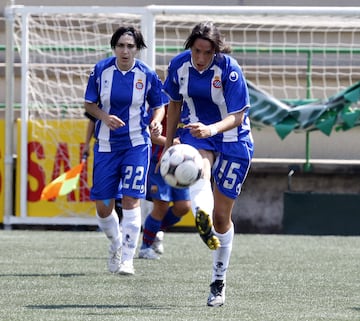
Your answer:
[0,230,359,321]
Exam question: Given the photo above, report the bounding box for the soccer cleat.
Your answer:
[119,260,135,275]
[152,231,164,255]
[108,247,121,273]
[138,247,160,260]
[195,208,220,250]
[207,280,226,307]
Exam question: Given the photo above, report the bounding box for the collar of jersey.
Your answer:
[190,56,215,74]
[115,59,136,75]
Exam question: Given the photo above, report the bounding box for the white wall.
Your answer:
[252,126,360,161]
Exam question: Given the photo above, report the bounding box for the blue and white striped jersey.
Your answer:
[85,56,164,152]
[163,50,252,147]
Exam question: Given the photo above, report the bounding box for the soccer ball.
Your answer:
[160,144,203,189]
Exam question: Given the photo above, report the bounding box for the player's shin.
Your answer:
[121,207,142,263]
[189,177,214,217]
[160,207,181,230]
[96,210,122,252]
[142,214,162,247]
[211,224,234,282]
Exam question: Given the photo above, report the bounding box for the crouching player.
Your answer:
[139,109,191,259]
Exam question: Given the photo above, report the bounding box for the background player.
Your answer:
[139,106,191,260]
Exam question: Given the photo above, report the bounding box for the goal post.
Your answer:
[3,5,360,226]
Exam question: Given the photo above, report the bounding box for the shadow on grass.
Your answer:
[0,273,86,277]
[59,256,105,260]
[26,304,172,310]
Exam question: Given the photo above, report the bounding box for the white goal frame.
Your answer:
[4,5,360,227]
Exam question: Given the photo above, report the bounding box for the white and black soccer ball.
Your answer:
[160,144,203,189]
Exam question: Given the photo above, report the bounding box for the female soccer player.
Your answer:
[84,25,165,275]
[163,22,254,306]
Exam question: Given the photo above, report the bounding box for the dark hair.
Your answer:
[184,22,231,54]
[110,26,147,50]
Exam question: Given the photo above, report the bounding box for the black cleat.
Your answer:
[207,280,226,307]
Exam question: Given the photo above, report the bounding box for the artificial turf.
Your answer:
[0,230,359,321]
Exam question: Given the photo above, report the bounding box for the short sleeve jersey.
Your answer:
[85,56,164,152]
[163,50,252,146]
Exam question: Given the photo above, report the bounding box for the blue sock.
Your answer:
[161,207,181,230]
[142,215,161,249]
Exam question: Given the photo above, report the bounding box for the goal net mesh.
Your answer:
[13,13,142,119]
[11,11,142,219]
[155,13,360,101]
[12,10,360,119]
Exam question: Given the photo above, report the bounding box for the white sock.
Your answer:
[189,178,214,217]
[211,224,234,283]
[96,210,122,252]
[121,207,142,263]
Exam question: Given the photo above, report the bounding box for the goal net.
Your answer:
[5,5,360,225]
[7,6,144,224]
[154,8,360,101]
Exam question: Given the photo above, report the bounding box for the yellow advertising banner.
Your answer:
[0,120,4,223]
[14,119,194,227]
[16,119,96,218]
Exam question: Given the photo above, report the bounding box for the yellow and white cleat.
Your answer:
[195,208,221,250]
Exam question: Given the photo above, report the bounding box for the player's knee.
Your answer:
[173,204,192,217]
[173,207,191,217]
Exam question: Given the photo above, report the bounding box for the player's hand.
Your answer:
[104,115,125,131]
[173,137,181,145]
[184,122,212,138]
[82,145,90,160]
[150,120,163,137]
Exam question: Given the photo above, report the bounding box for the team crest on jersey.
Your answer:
[212,76,222,89]
[135,79,144,90]
[229,71,239,82]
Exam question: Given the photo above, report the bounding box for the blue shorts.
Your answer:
[212,141,253,199]
[90,144,150,200]
[180,130,218,152]
[146,159,190,202]
[180,131,253,199]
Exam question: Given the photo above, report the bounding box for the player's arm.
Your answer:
[165,100,182,149]
[149,106,165,138]
[84,101,125,131]
[151,133,166,146]
[151,134,181,146]
[84,119,95,157]
[216,110,246,132]
[185,109,246,139]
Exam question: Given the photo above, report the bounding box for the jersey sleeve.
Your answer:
[223,57,250,114]
[163,60,182,102]
[84,64,100,104]
[147,72,166,110]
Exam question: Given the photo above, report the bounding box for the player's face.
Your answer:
[114,34,138,71]
[191,38,215,72]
